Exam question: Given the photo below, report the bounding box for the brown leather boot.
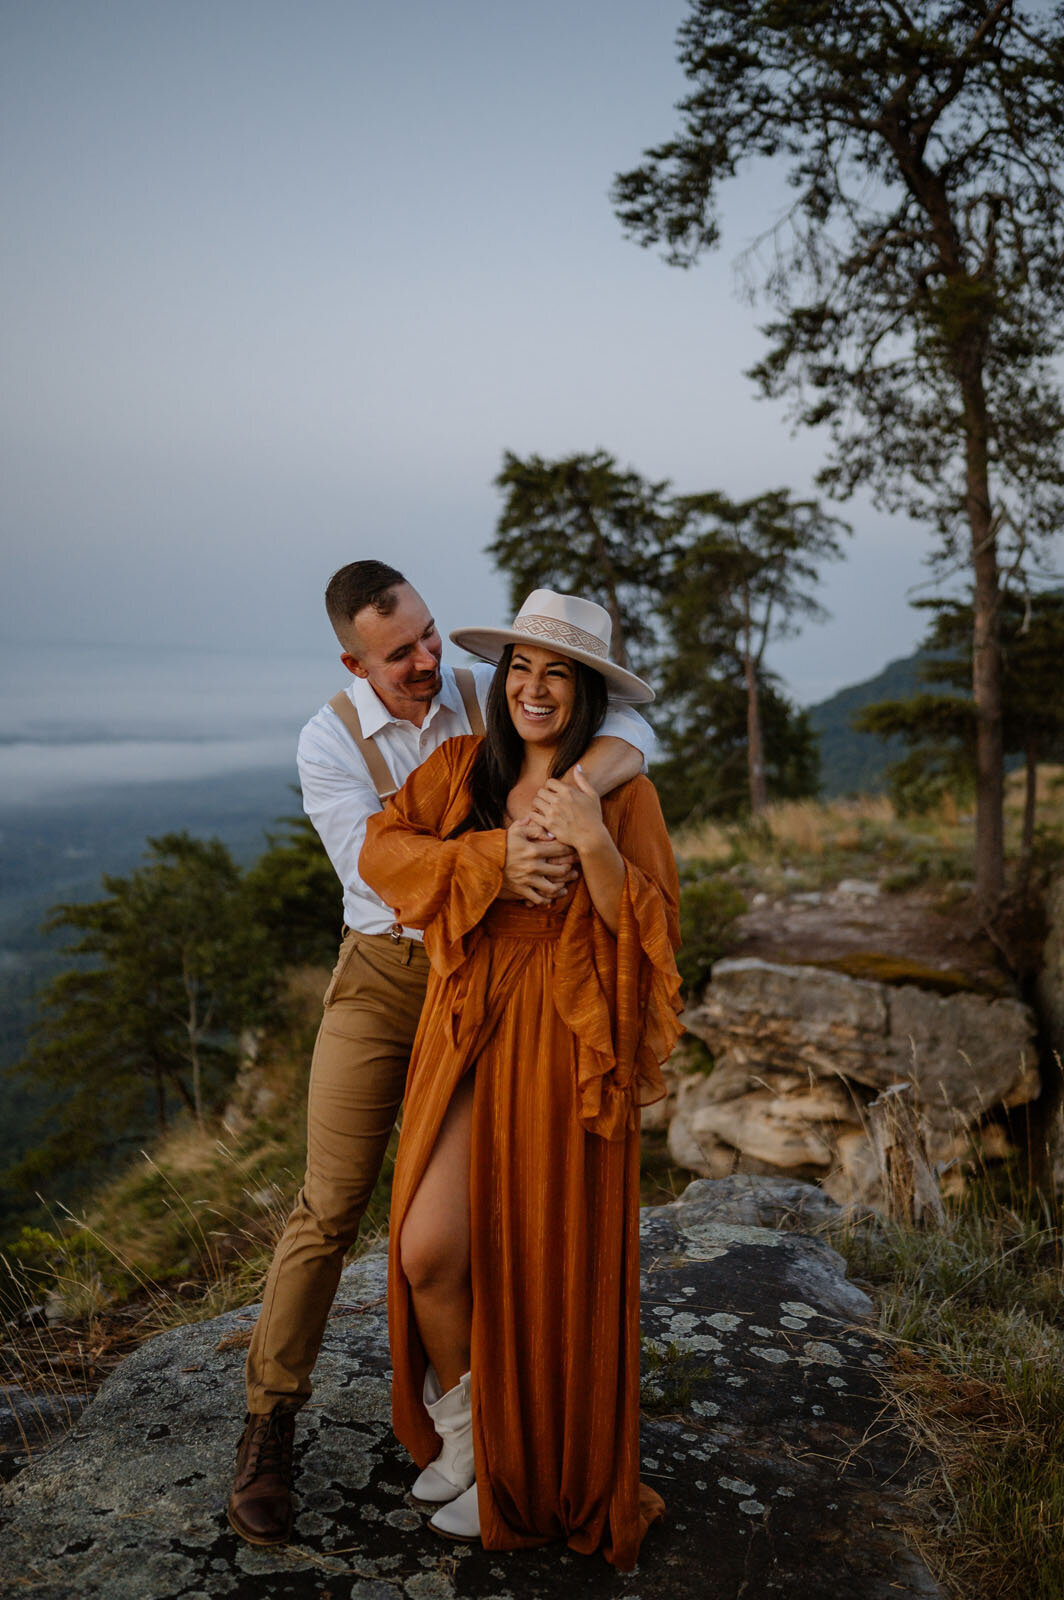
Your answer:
[226,1409,296,1545]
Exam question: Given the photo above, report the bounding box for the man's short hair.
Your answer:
[325,561,406,640]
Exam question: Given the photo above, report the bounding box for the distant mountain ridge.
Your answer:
[807,650,935,797]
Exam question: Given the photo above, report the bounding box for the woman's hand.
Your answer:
[529,764,609,857]
[500,817,579,906]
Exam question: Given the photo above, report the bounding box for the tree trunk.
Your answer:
[191,1048,203,1130]
[585,514,628,668]
[169,1071,197,1116]
[1018,739,1038,894]
[155,1071,168,1133]
[963,374,1005,917]
[742,582,768,814]
[182,955,205,1129]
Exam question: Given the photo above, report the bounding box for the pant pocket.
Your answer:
[322,933,360,1008]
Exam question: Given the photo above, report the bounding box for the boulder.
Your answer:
[674,958,1038,1203]
[688,959,1036,1123]
[2,1187,940,1600]
[0,1385,93,1482]
[669,1175,848,1232]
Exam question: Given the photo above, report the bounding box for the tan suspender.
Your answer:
[328,667,485,802]
[454,666,485,737]
[328,692,397,798]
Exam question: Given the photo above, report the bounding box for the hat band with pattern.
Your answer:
[512,613,609,658]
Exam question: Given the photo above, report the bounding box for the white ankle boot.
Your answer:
[429,1481,480,1541]
[411,1369,474,1504]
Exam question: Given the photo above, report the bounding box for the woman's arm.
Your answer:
[359,742,506,935]
[530,764,625,934]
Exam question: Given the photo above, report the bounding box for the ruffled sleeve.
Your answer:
[553,776,684,1140]
[359,737,506,977]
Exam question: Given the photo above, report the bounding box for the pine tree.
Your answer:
[613,0,1064,913]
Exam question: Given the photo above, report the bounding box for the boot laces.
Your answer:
[246,1411,293,1481]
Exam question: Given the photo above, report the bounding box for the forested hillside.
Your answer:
[807,653,930,797]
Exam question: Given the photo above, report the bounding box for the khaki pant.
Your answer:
[245,928,430,1413]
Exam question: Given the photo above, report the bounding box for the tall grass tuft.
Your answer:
[830,1198,1064,1600]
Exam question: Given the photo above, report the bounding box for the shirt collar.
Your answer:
[346,664,463,737]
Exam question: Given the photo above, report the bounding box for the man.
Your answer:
[227,560,655,1545]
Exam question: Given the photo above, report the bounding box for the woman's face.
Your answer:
[505,644,576,748]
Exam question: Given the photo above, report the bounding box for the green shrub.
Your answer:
[677,871,747,995]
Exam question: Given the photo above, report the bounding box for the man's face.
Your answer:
[341,583,443,722]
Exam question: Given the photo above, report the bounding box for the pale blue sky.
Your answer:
[3,0,1033,707]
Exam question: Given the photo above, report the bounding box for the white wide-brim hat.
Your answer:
[450,589,654,704]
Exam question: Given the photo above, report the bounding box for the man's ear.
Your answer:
[340,652,369,679]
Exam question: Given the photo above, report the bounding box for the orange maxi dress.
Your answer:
[360,735,683,1570]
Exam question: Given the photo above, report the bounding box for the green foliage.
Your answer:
[4,833,278,1198]
[491,458,830,819]
[244,810,340,969]
[663,489,848,673]
[676,868,746,994]
[612,0,1064,904]
[857,593,1064,818]
[489,449,669,671]
[808,652,932,797]
[640,1338,714,1414]
[613,1,1064,549]
[857,691,977,815]
[656,487,844,814]
[653,685,820,824]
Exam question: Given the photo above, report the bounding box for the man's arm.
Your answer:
[573,735,642,797]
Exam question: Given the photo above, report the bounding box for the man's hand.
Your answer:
[500,818,579,906]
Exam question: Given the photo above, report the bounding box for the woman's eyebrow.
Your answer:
[510,652,572,670]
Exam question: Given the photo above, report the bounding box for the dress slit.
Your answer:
[361,738,682,1570]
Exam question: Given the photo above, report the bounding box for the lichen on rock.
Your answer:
[3,1182,940,1599]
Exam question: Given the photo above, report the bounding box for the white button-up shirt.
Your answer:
[297,662,657,938]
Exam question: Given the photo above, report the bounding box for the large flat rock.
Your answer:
[2,1183,940,1599]
[687,957,1038,1131]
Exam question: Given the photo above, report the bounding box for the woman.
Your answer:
[359,589,682,1571]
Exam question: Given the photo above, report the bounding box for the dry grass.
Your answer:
[672,769,1064,896]
[669,817,734,863]
[831,1203,1064,1600]
[760,793,894,854]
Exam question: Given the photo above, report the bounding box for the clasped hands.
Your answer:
[500,765,607,908]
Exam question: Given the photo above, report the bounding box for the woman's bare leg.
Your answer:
[399,1072,474,1394]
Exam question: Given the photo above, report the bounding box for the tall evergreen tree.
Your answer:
[613,0,1064,914]
[489,449,669,670]
[667,490,847,812]
[244,811,339,969]
[490,452,831,819]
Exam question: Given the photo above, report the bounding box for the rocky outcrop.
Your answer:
[2,1182,939,1599]
[674,958,1038,1205]
[0,1385,93,1482]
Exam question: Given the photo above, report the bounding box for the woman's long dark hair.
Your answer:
[449,644,608,836]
